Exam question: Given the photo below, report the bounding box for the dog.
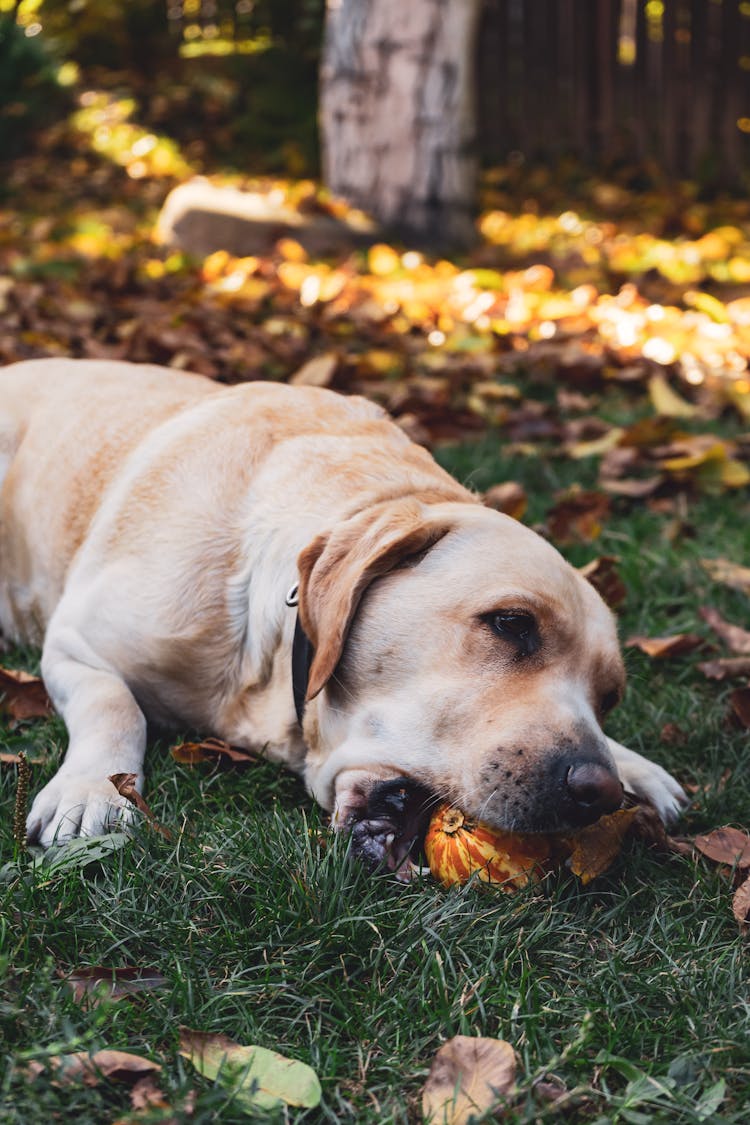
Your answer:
[0,359,686,873]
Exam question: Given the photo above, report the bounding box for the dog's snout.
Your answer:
[565,761,624,823]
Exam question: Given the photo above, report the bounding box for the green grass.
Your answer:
[1,398,750,1123]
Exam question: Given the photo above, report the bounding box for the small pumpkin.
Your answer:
[424,804,557,890]
[425,804,640,889]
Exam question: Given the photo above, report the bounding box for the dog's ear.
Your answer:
[297,499,452,701]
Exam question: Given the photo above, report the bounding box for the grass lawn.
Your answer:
[1,389,749,1124]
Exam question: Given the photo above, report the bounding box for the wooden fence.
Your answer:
[477,0,750,183]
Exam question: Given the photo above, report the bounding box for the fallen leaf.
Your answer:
[290,352,338,387]
[109,773,171,840]
[732,873,750,932]
[483,481,527,520]
[700,558,750,598]
[170,737,261,767]
[600,474,664,497]
[0,667,52,721]
[729,687,750,729]
[129,1072,170,1111]
[699,607,750,654]
[628,802,693,856]
[625,633,704,659]
[422,1036,516,1125]
[693,827,750,868]
[31,834,129,878]
[0,751,46,765]
[578,556,627,610]
[27,1049,161,1086]
[563,806,640,884]
[62,966,168,1006]
[547,489,611,544]
[659,722,687,746]
[697,657,750,680]
[178,1028,321,1111]
[648,372,698,418]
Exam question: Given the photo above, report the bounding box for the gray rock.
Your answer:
[156,178,376,258]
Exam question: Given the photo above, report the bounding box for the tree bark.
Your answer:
[319,0,482,247]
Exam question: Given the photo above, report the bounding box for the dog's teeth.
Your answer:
[384,832,395,848]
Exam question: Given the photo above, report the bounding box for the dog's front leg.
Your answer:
[606,737,689,826]
[26,628,147,847]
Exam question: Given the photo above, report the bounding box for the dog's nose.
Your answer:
[565,762,623,823]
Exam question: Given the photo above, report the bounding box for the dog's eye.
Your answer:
[485,611,540,656]
[599,688,621,716]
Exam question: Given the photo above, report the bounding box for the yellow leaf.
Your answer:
[660,440,727,472]
[367,243,401,276]
[567,427,625,459]
[648,373,698,418]
[721,459,750,488]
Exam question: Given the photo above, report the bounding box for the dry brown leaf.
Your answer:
[0,751,46,765]
[547,489,611,544]
[697,656,750,681]
[0,666,52,721]
[483,481,527,520]
[659,722,687,746]
[62,966,168,1006]
[129,1072,171,1111]
[699,607,750,654]
[693,826,750,868]
[563,806,640,884]
[108,773,172,840]
[700,557,750,598]
[28,1049,161,1086]
[730,687,750,729]
[170,737,261,767]
[628,802,694,856]
[625,633,704,659]
[732,873,750,932]
[422,1036,516,1125]
[578,555,627,611]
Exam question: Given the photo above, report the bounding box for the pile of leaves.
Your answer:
[1,88,750,464]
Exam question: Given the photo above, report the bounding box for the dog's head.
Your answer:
[297,497,625,862]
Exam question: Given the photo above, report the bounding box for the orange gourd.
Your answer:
[424,804,557,890]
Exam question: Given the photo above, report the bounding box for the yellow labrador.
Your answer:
[1,359,686,871]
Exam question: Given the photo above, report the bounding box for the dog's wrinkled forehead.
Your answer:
[391,514,610,622]
[345,509,621,676]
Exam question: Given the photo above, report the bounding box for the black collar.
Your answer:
[291,612,314,727]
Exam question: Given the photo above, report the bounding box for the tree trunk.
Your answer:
[319,0,482,247]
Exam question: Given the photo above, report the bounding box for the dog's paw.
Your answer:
[349,816,400,872]
[606,739,689,827]
[26,772,139,848]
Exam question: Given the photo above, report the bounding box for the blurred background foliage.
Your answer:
[0,0,325,173]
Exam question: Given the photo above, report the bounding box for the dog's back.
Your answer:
[0,359,217,641]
